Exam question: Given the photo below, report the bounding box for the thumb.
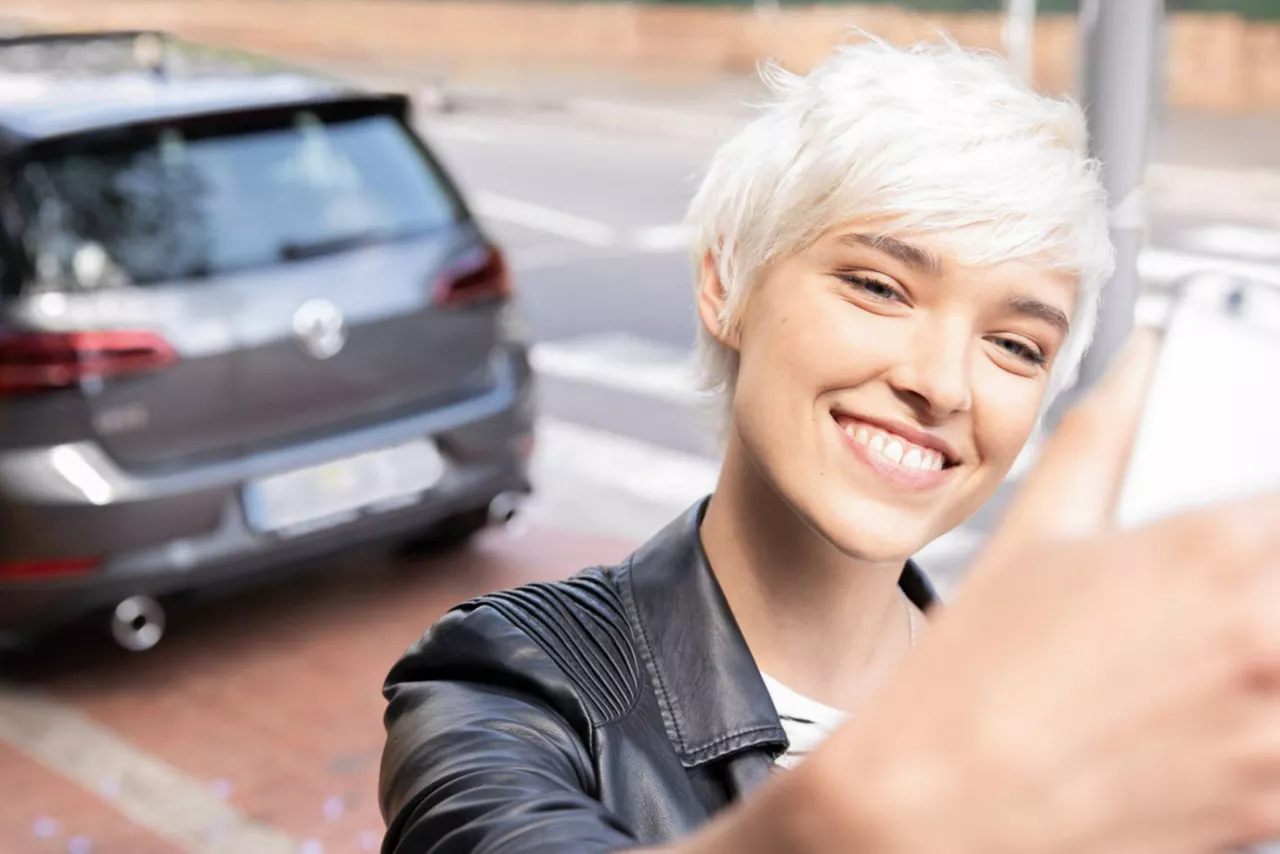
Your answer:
[986,325,1162,556]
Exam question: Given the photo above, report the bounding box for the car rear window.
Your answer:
[13,109,460,288]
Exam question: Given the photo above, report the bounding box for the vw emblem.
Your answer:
[292,299,346,360]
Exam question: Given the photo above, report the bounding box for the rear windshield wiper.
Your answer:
[278,225,435,262]
[278,230,393,262]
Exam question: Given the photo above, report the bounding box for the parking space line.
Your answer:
[534,417,719,511]
[471,191,619,247]
[531,333,708,406]
[0,686,300,854]
[1181,223,1280,262]
[631,223,692,253]
[1139,246,1280,286]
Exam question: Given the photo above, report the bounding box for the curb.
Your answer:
[560,98,746,141]
[436,89,745,141]
[384,74,749,141]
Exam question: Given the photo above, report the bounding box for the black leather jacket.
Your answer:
[379,499,937,853]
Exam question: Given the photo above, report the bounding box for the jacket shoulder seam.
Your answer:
[477,568,642,726]
[616,554,687,751]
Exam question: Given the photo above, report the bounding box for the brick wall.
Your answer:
[5,0,1280,111]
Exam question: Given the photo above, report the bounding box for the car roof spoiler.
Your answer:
[0,30,168,48]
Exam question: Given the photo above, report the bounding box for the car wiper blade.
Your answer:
[278,230,394,261]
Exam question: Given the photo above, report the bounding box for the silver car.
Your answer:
[0,32,535,650]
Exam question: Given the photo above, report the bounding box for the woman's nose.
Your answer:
[888,322,974,418]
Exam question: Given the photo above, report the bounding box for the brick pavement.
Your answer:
[0,525,636,853]
[0,743,184,854]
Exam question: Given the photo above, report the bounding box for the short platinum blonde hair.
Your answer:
[687,36,1115,412]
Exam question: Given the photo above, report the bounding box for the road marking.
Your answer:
[533,417,719,512]
[1181,223,1280,261]
[471,191,618,247]
[531,333,709,406]
[0,687,299,854]
[505,241,598,273]
[1139,246,1280,286]
[632,223,692,253]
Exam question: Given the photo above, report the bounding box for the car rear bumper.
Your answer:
[0,346,534,647]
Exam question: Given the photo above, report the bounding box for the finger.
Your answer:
[989,326,1163,553]
[1158,491,1280,570]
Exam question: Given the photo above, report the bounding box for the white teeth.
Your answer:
[842,419,950,473]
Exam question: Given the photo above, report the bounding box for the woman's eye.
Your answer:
[840,274,903,302]
[990,336,1047,367]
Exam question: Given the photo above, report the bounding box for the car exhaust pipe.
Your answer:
[487,491,526,527]
[110,595,166,652]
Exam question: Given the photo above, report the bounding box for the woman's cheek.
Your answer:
[973,374,1047,467]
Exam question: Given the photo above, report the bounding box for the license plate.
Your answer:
[244,439,445,535]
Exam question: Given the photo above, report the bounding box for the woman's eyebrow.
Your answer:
[839,232,943,275]
[837,233,1072,334]
[1007,295,1071,335]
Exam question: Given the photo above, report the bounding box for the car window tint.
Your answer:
[14,111,457,288]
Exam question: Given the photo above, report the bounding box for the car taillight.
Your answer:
[433,245,512,308]
[0,557,100,581]
[0,330,177,396]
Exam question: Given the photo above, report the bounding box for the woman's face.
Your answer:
[702,226,1077,562]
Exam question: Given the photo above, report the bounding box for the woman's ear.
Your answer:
[696,251,740,351]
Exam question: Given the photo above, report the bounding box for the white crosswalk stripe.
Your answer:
[1139,246,1280,286]
[1182,224,1280,261]
[531,333,708,405]
[472,191,619,247]
[527,418,719,542]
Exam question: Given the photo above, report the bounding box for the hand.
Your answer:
[803,328,1280,854]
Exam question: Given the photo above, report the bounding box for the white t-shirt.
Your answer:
[760,672,849,770]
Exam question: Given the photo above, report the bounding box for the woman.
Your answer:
[380,38,1280,854]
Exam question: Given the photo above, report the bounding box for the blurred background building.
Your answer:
[8,0,1280,112]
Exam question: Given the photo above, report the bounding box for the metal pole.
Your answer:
[1003,0,1037,83]
[1050,0,1165,423]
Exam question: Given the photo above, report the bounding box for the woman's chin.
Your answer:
[813,506,937,565]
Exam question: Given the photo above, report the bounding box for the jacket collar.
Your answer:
[618,497,937,769]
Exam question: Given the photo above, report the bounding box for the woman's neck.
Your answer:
[699,433,914,712]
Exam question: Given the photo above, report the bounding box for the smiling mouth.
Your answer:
[832,415,960,475]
